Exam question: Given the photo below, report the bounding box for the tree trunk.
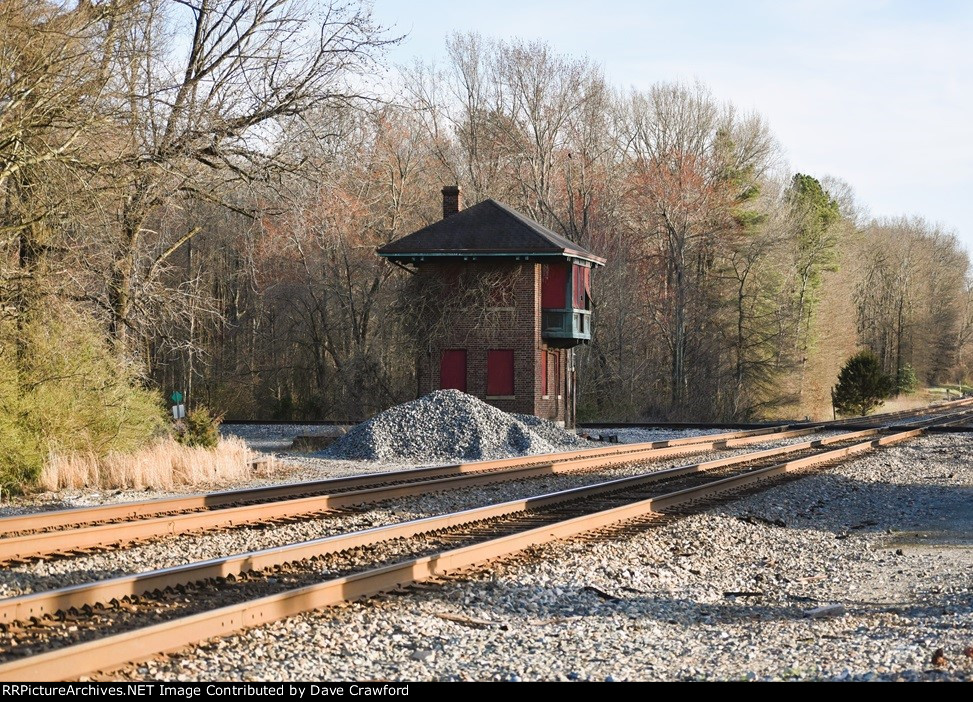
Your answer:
[670,235,687,410]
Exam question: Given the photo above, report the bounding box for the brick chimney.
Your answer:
[442,185,462,219]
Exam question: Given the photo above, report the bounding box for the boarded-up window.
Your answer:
[440,350,467,392]
[541,264,568,308]
[572,264,589,309]
[487,350,515,396]
[540,351,548,396]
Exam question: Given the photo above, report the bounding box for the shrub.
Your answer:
[832,350,894,416]
[0,360,44,490]
[175,406,222,449]
[0,312,167,493]
[896,364,919,395]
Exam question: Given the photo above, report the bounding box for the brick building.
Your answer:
[378,186,605,428]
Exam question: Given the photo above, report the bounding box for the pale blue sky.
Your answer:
[370,0,973,250]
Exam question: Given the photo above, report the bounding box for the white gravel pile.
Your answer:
[322,390,589,462]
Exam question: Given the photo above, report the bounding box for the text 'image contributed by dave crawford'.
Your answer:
[2,684,412,698]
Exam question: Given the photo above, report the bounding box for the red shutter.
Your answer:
[542,264,568,308]
[487,350,515,396]
[440,350,467,391]
[540,351,548,396]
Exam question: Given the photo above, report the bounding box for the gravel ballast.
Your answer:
[6,389,587,519]
[0,432,820,598]
[322,390,590,462]
[108,433,972,682]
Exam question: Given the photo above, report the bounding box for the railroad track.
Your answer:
[807,399,973,429]
[0,425,829,562]
[584,397,973,431]
[5,397,972,564]
[0,423,809,536]
[0,403,970,681]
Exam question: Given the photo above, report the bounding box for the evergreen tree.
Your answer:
[786,173,842,397]
[832,351,894,416]
[896,364,919,395]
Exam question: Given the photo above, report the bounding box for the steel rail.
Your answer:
[881,406,973,429]
[9,402,973,561]
[0,423,858,562]
[6,396,971,541]
[582,396,973,430]
[0,424,931,682]
[0,427,890,624]
[829,396,973,424]
[932,413,973,427]
[0,423,798,538]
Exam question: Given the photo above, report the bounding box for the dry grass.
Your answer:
[40,436,267,491]
[876,393,935,415]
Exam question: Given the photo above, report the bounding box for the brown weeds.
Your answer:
[40,437,268,491]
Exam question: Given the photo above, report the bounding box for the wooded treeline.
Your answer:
[3,0,972,433]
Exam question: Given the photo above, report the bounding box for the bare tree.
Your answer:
[854,217,968,389]
[94,0,394,354]
[8,14,973,428]
[620,82,777,411]
[0,0,130,326]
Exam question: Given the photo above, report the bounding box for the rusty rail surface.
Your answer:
[0,427,888,624]
[8,395,971,541]
[4,399,972,563]
[0,427,838,561]
[584,396,973,430]
[0,423,797,539]
[0,407,959,680]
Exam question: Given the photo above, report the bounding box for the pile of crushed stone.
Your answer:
[321,390,589,462]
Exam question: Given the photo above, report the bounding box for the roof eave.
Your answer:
[377,249,605,266]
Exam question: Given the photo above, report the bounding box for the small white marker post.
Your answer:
[171,391,186,419]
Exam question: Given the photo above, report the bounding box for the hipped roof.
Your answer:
[377,199,606,266]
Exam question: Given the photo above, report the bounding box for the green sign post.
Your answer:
[170,391,186,419]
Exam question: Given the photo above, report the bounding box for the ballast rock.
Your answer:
[322,390,589,462]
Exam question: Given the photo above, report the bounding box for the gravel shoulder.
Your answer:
[0,421,761,518]
[112,433,972,682]
[0,428,434,519]
[0,432,826,597]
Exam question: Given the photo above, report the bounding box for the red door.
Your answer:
[540,350,548,396]
[440,350,467,391]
